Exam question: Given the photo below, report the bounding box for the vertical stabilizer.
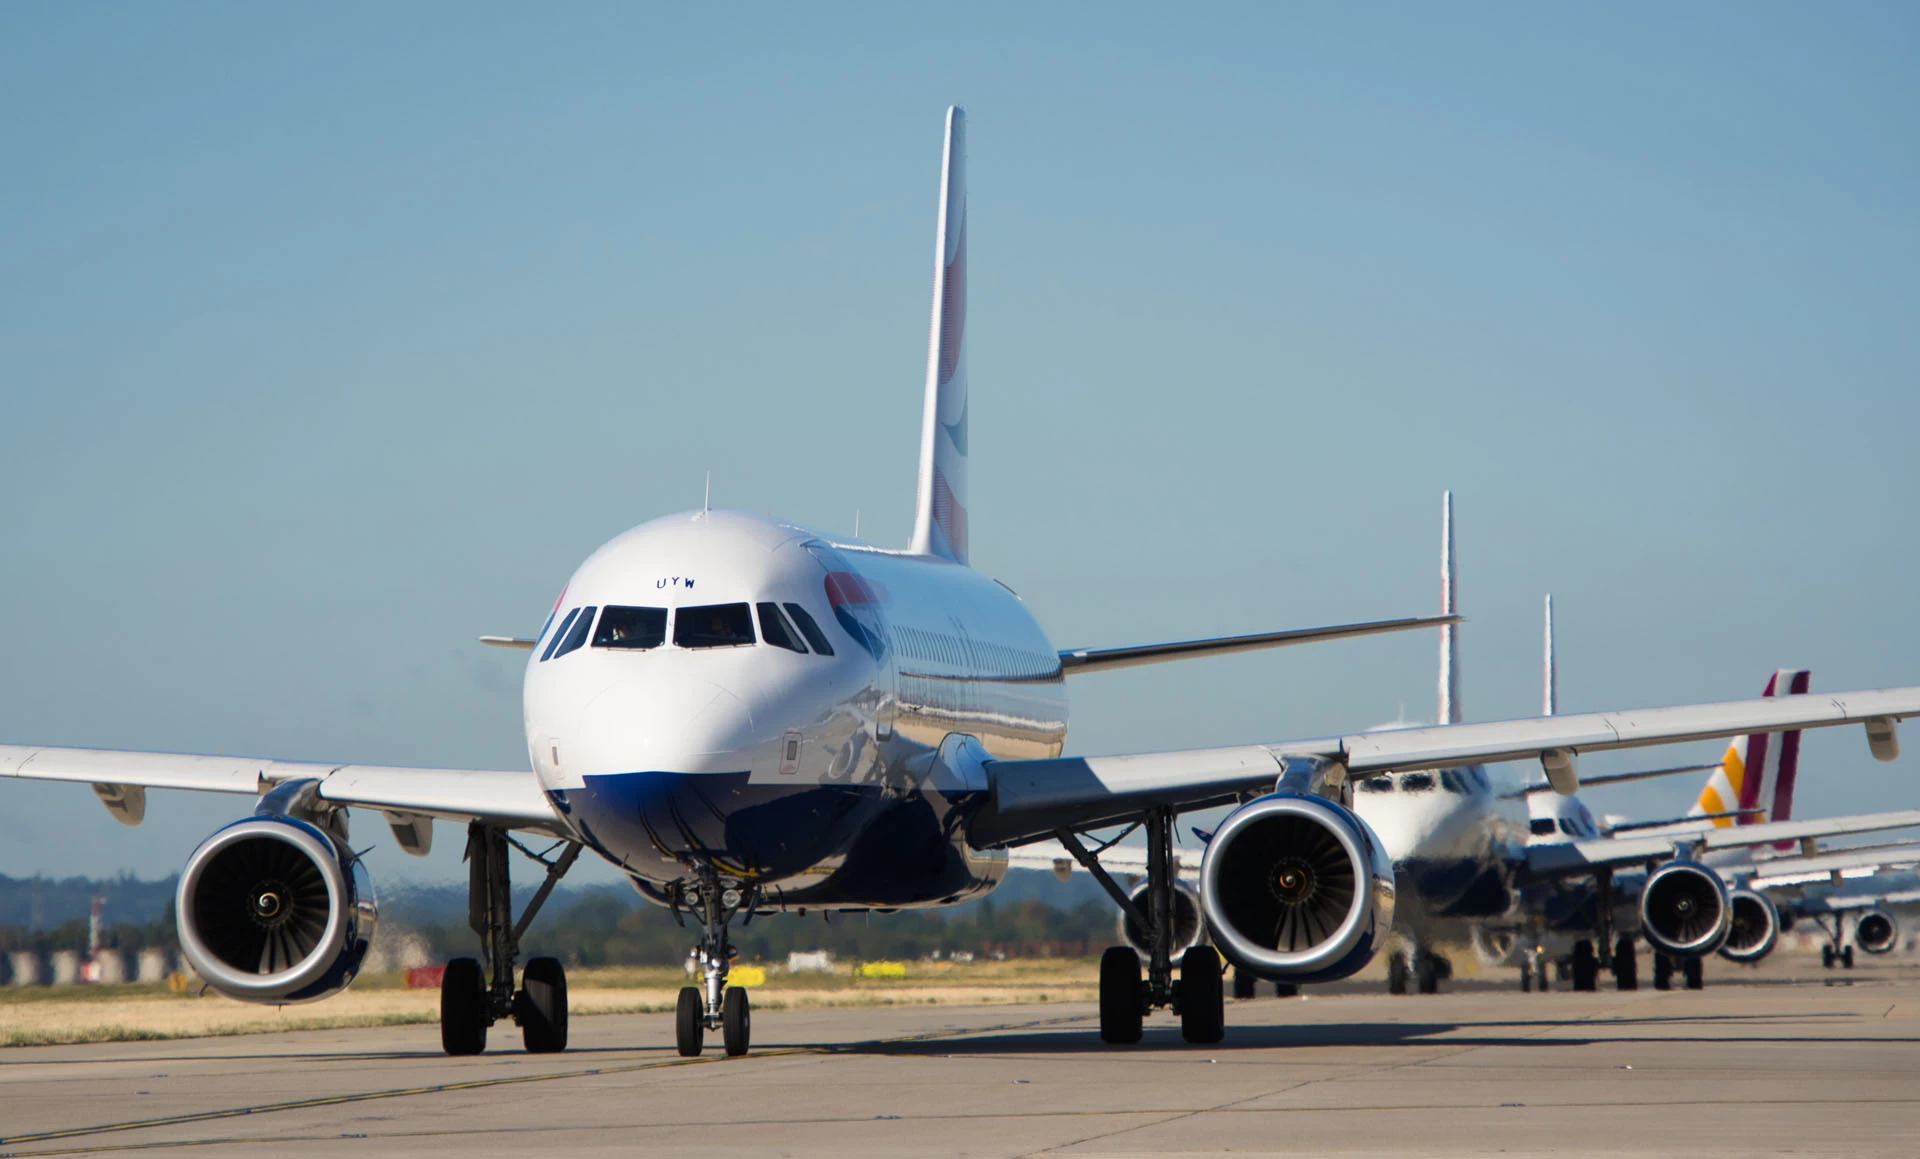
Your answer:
[1437,492,1461,724]
[1688,669,1811,826]
[1542,595,1556,717]
[908,106,969,565]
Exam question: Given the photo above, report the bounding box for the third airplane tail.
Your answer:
[1688,668,1811,828]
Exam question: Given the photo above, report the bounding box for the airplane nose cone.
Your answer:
[572,678,760,774]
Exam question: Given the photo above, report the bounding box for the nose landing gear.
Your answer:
[672,863,758,1057]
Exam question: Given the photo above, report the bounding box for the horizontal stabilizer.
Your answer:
[1505,762,1722,798]
[1059,614,1460,675]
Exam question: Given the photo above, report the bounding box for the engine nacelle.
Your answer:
[1856,909,1898,955]
[1199,792,1395,983]
[1717,888,1779,963]
[1638,860,1730,957]
[176,814,376,1003]
[1117,881,1202,959]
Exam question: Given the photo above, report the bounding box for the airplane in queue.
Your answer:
[11,106,1920,1058]
[1021,502,1920,1000]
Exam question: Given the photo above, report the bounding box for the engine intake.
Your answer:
[1856,909,1898,955]
[1117,881,1202,959]
[176,814,376,1003]
[1638,860,1730,957]
[1199,792,1394,983]
[1717,888,1779,963]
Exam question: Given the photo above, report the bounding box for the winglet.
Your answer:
[908,106,969,565]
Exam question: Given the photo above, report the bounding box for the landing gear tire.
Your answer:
[1388,952,1409,995]
[440,957,489,1056]
[1521,964,1532,993]
[1653,953,1675,990]
[1683,955,1704,990]
[1099,946,1144,1044]
[518,956,568,1053]
[1416,951,1445,995]
[1533,957,1549,992]
[1612,936,1638,992]
[1842,946,1856,969]
[722,986,751,1057]
[675,986,705,1057]
[1232,967,1257,1001]
[1178,947,1225,1045]
[1571,940,1598,992]
[1273,982,1298,998]
[1821,945,1835,968]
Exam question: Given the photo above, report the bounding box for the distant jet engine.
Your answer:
[1118,881,1202,959]
[176,785,376,1004]
[1717,888,1779,963]
[1855,909,1898,955]
[1638,860,1731,957]
[1199,792,1395,984]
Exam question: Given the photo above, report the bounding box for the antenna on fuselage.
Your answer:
[703,471,711,516]
[854,508,861,538]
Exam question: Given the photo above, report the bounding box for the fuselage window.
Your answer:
[540,608,582,661]
[1529,817,1558,836]
[675,602,756,649]
[757,602,807,653]
[1400,772,1435,792]
[1359,776,1394,793]
[551,606,597,659]
[593,606,668,650]
[783,603,834,656]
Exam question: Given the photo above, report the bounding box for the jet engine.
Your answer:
[1117,881,1202,959]
[1855,909,1898,955]
[1638,860,1730,957]
[1199,792,1395,983]
[176,804,376,1004]
[1716,888,1779,963]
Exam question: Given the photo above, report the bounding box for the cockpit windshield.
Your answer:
[594,606,668,650]
[674,603,756,649]
[756,603,806,653]
[1400,772,1435,792]
[1529,817,1557,836]
[1359,776,1394,793]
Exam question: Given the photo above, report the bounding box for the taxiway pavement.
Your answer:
[4,957,1918,1157]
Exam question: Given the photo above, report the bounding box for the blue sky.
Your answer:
[3,4,1917,886]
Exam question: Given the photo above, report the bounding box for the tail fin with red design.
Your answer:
[908,106,969,565]
[1688,668,1811,827]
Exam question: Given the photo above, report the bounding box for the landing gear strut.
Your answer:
[1815,917,1856,970]
[1061,809,1223,1045]
[441,823,582,1056]
[672,862,757,1057]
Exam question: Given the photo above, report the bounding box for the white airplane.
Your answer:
[9,107,1920,1057]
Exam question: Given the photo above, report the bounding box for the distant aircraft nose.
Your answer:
[570,678,762,775]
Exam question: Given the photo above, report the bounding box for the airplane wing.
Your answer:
[1784,887,1920,915]
[1057,614,1458,675]
[1003,838,1200,883]
[0,744,565,836]
[1503,762,1722,799]
[1741,843,1920,889]
[972,686,1920,846]
[1523,810,1920,878]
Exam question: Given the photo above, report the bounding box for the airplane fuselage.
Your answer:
[524,510,1066,910]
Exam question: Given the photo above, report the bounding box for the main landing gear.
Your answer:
[441,823,582,1056]
[1062,809,1225,1045]
[1651,951,1705,990]
[671,862,757,1058]
[1815,916,1856,970]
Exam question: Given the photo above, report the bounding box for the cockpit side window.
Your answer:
[1400,772,1435,792]
[1358,776,1393,793]
[1440,769,1467,794]
[757,602,806,653]
[1558,818,1582,837]
[551,606,596,659]
[540,608,582,661]
[674,603,756,649]
[1529,817,1557,836]
[783,603,834,656]
[594,606,668,650]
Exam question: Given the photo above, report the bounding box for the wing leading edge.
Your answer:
[1057,614,1460,675]
[972,686,1920,846]
[0,744,564,835]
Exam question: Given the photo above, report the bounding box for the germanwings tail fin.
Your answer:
[908,106,970,565]
[1688,668,1811,827]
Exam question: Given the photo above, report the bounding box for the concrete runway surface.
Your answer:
[4,958,1918,1157]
